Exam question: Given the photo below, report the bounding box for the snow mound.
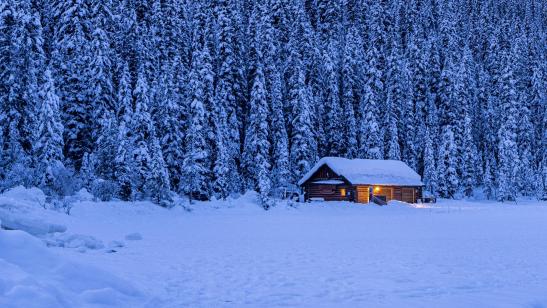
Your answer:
[108,240,125,249]
[0,186,47,206]
[47,233,105,251]
[125,233,143,241]
[74,188,94,202]
[0,229,147,308]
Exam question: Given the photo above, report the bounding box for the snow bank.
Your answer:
[0,229,147,308]
[0,211,66,235]
[0,186,47,206]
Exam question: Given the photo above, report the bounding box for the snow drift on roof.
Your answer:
[298,157,423,186]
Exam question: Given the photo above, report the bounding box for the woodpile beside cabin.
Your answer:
[298,157,424,204]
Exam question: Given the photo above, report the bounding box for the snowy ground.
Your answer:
[2,187,547,307]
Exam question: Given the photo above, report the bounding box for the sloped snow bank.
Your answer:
[0,211,66,235]
[0,228,147,308]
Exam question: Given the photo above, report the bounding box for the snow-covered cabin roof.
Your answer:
[298,157,423,186]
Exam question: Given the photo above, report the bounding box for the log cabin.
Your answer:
[298,157,424,204]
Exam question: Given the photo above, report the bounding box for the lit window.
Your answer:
[340,188,346,197]
[374,186,381,193]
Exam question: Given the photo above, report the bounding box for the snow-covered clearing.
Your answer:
[2,187,547,307]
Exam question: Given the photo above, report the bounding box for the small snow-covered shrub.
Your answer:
[38,162,78,197]
[49,198,75,215]
[91,179,120,202]
[0,162,35,193]
[74,188,94,202]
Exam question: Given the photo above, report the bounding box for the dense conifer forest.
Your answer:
[0,0,545,206]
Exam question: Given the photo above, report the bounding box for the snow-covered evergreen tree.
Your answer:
[0,0,44,189]
[146,137,171,206]
[34,68,65,195]
[289,66,316,182]
[127,69,154,200]
[461,113,477,197]
[269,70,290,193]
[180,8,213,202]
[437,126,458,198]
[497,56,519,201]
[242,57,272,208]
[422,127,437,196]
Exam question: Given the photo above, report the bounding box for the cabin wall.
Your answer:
[304,184,354,201]
[354,185,422,204]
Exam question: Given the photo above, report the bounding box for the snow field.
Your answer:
[2,187,547,307]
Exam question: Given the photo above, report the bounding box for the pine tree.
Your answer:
[0,0,44,188]
[114,119,132,201]
[180,9,212,202]
[127,69,154,200]
[214,0,244,194]
[93,112,118,180]
[146,137,171,206]
[339,26,360,159]
[289,66,316,182]
[80,152,96,190]
[461,113,477,197]
[320,42,342,156]
[437,126,458,198]
[34,68,65,195]
[52,0,93,170]
[212,112,230,200]
[497,52,519,202]
[155,59,185,191]
[242,58,272,208]
[269,71,290,193]
[87,0,115,141]
[423,127,437,196]
[359,12,384,160]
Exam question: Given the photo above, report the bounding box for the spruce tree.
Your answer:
[34,68,65,195]
[497,52,519,202]
[423,127,437,196]
[270,71,290,193]
[146,137,171,206]
[180,10,212,202]
[128,69,154,200]
[437,126,458,198]
[289,66,316,182]
[242,58,272,208]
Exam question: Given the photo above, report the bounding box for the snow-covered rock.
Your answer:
[0,229,147,308]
